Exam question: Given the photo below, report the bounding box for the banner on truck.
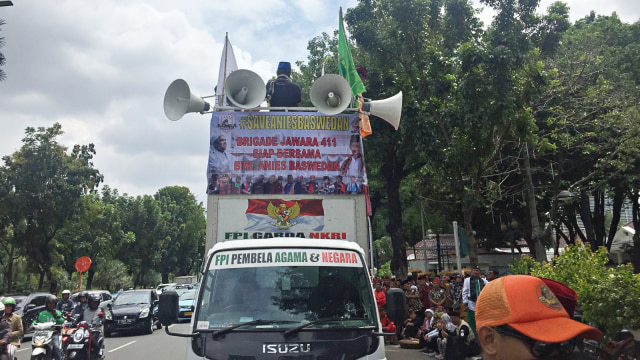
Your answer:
[209,248,363,270]
[207,111,367,195]
[217,197,357,241]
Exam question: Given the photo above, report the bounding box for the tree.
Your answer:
[116,194,164,287]
[0,124,102,292]
[0,19,6,81]
[154,186,206,283]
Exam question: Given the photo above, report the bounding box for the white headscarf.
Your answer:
[424,309,435,328]
[440,313,456,333]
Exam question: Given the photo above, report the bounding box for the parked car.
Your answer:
[0,292,52,340]
[103,289,161,336]
[177,289,197,321]
[155,283,176,294]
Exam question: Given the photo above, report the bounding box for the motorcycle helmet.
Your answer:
[45,294,58,308]
[62,289,71,295]
[1,297,16,306]
[2,297,16,312]
[78,291,88,303]
[88,293,101,310]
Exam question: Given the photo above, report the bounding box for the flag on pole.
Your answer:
[216,33,238,105]
[338,8,366,97]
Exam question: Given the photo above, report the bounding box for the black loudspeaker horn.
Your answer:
[225,69,266,109]
[310,74,352,115]
[163,79,210,121]
[362,92,403,130]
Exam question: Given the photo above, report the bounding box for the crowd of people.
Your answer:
[207,173,365,195]
[373,268,604,360]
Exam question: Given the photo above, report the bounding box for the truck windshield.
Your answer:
[195,248,377,331]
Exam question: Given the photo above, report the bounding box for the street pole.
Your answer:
[453,221,462,274]
[436,230,442,273]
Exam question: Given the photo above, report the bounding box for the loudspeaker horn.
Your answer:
[225,69,266,109]
[163,79,211,121]
[310,74,352,115]
[363,92,403,130]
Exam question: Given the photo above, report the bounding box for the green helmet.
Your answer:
[1,297,16,306]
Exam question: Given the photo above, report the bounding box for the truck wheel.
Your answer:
[156,320,162,330]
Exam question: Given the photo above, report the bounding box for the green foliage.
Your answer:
[511,241,640,336]
[376,262,391,278]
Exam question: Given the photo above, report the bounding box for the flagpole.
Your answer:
[220,32,229,106]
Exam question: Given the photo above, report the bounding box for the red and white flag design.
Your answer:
[244,199,324,232]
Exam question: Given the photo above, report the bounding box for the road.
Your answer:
[16,323,423,360]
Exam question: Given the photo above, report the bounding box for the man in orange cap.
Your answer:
[475,275,602,360]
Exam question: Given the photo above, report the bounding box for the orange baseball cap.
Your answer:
[475,275,602,343]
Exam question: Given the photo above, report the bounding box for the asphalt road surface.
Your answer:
[15,323,421,360]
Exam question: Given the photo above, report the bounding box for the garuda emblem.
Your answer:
[267,202,301,230]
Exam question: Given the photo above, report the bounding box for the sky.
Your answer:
[0,0,637,206]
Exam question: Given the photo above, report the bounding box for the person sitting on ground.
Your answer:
[379,307,397,335]
[442,311,479,360]
[401,309,421,340]
[435,313,458,360]
[475,275,603,360]
[419,308,439,355]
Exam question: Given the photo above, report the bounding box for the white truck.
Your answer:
[159,194,388,359]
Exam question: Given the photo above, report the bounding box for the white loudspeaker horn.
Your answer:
[310,74,352,115]
[163,79,211,121]
[225,69,266,109]
[363,92,403,130]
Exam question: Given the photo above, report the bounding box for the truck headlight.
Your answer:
[139,307,150,318]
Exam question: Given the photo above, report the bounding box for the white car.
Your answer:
[155,283,177,294]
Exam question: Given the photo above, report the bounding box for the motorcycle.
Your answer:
[65,320,104,360]
[582,329,638,360]
[31,321,61,360]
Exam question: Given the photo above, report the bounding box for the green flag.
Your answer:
[338,8,366,96]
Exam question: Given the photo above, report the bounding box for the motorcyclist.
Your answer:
[75,293,104,356]
[0,297,23,351]
[33,295,65,360]
[56,290,75,314]
[0,302,17,360]
[71,291,89,318]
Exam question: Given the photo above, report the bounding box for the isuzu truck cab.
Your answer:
[160,238,387,359]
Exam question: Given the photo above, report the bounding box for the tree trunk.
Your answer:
[162,273,169,284]
[386,173,408,280]
[38,271,45,291]
[463,204,478,267]
[87,269,95,290]
[523,145,547,261]
[578,190,597,250]
[606,188,625,250]
[592,191,605,248]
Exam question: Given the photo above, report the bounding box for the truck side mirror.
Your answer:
[158,290,179,326]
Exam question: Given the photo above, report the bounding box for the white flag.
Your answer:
[215,33,238,102]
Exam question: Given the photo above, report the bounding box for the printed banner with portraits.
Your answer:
[207,111,367,195]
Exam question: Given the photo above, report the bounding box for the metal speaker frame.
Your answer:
[163,79,210,121]
[224,69,266,109]
[310,74,352,116]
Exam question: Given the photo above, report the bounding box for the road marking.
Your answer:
[108,340,137,353]
[17,347,29,352]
